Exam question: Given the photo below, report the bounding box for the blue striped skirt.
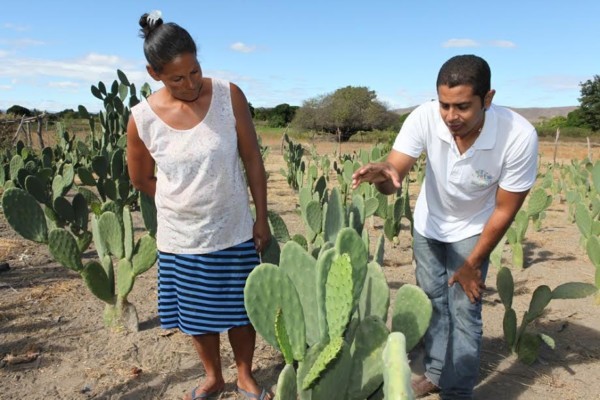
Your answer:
[157,239,259,335]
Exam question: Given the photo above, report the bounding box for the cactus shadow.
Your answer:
[521,242,576,269]
[475,321,600,399]
[90,367,189,400]
[0,261,79,292]
[139,315,161,331]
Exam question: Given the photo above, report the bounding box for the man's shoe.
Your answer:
[411,375,440,398]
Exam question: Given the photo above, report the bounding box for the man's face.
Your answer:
[437,84,494,139]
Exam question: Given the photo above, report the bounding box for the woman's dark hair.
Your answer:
[436,55,491,103]
[138,12,197,73]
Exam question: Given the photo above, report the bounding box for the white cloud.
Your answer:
[79,53,121,66]
[2,23,29,32]
[0,38,45,48]
[230,42,256,53]
[0,52,146,84]
[489,40,516,48]
[0,52,152,111]
[442,38,479,48]
[443,38,517,49]
[0,84,12,90]
[0,50,9,58]
[534,75,582,91]
[48,81,80,89]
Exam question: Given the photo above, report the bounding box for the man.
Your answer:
[352,55,538,399]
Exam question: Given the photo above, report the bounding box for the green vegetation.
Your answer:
[292,86,401,142]
[0,70,157,332]
[2,70,598,375]
[578,75,600,132]
[273,134,598,371]
[253,103,299,128]
[245,227,430,399]
[534,75,600,137]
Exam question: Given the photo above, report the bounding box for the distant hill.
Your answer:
[392,105,578,124]
[506,106,578,123]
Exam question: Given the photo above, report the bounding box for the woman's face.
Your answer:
[437,84,494,139]
[148,52,203,102]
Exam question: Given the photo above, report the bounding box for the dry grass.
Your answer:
[0,238,20,261]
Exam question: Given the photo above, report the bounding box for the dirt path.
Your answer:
[0,136,598,400]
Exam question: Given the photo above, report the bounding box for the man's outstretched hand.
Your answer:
[351,162,402,190]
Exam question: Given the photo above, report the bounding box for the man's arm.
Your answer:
[449,187,530,302]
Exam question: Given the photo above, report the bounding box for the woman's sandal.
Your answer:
[187,385,222,399]
[237,386,271,400]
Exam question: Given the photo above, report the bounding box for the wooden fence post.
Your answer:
[553,127,560,165]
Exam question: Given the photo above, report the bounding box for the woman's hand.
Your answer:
[253,218,271,254]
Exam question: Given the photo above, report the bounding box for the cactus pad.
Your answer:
[81,260,115,304]
[48,228,83,272]
[2,188,48,243]
[391,284,432,352]
[382,332,414,400]
[132,235,158,275]
[302,337,344,390]
[244,263,306,360]
[325,254,354,339]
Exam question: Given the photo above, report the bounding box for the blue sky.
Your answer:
[1,1,598,113]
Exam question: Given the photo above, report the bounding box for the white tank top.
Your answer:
[131,78,254,253]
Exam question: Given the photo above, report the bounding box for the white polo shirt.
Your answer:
[393,101,538,242]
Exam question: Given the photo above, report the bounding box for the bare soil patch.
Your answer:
[0,136,599,399]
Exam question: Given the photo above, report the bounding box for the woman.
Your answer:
[127,11,272,400]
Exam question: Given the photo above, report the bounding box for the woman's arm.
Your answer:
[230,83,270,252]
[126,116,156,197]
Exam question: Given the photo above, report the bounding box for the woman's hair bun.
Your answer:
[139,10,163,39]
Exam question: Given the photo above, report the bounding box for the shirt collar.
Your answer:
[473,104,497,150]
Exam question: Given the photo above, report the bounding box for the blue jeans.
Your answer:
[413,230,489,400]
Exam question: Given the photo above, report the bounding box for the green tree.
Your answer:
[6,104,32,117]
[269,103,298,127]
[293,86,397,141]
[565,108,587,128]
[253,106,269,122]
[252,103,298,127]
[578,75,600,131]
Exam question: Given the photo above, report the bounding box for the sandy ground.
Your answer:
[0,135,599,400]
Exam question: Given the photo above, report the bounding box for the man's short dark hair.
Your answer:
[436,55,491,103]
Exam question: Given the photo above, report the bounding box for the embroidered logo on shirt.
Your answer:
[472,169,493,187]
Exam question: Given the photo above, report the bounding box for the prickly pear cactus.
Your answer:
[391,284,433,351]
[302,337,345,390]
[247,220,432,399]
[276,364,297,400]
[2,188,48,243]
[382,332,414,400]
[496,266,597,364]
[347,316,389,399]
[244,263,306,360]
[325,254,354,339]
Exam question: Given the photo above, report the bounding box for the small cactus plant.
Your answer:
[496,266,597,364]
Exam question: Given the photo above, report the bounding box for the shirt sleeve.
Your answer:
[392,103,428,158]
[499,127,539,192]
